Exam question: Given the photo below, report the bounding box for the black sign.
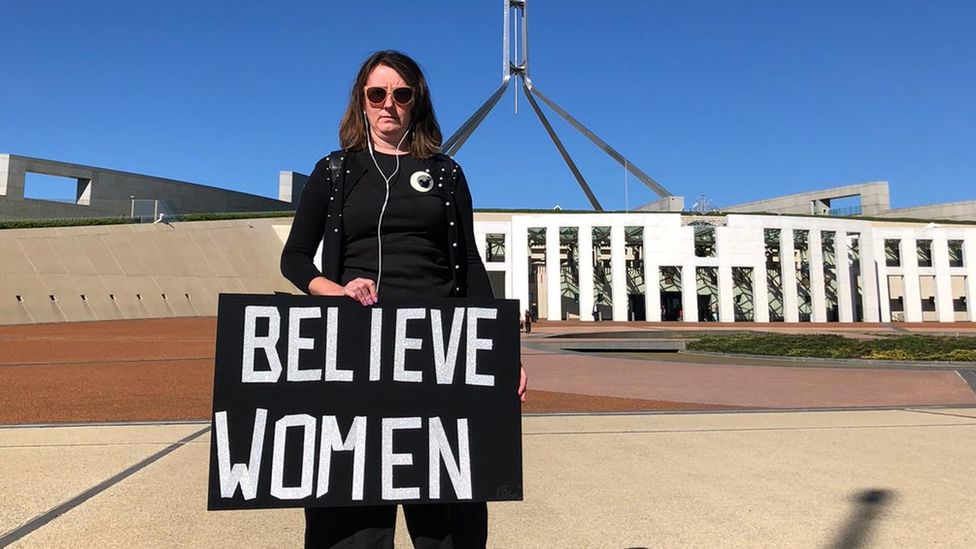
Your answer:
[207,294,523,510]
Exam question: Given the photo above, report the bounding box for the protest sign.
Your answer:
[208,294,522,510]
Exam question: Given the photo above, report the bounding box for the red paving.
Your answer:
[1,318,974,425]
[522,353,976,409]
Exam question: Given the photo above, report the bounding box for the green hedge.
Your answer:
[686,333,976,361]
[0,211,296,230]
[0,217,136,229]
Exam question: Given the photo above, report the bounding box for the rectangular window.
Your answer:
[559,228,579,320]
[485,233,506,262]
[765,229,783,322]
[949,240,964,267]
[951,275,967,319]
[884,239,901,267]
[592,227,612,319]
[732,267,754,322]
[917,240,933,267]
[919,275,937,320]
[887,275,905,321]
[527,228,546,321]
[23,172,88,204]
[625,226,645,321]
[794,230,811,321]
[822,232,838,322]
[693,224,716,258]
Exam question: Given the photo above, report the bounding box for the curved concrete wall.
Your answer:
[0,217,298,325]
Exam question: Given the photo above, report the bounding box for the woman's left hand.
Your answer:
[518,366,527,402]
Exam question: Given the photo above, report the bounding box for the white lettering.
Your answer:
[465,307,497,386]
[369,308,383,381]
[428,417,472,499]
[287,307,321,382]
[242,306,282,383]
[214,408,267,500]
[382,417,421,500]
[323,307,352,381]
[270,414,317,500]
[430,307,465,385]
[393,309,426,383]
[316,416,367,500]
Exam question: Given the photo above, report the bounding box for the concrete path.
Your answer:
[522,347,976,409]
[3,408,975,548]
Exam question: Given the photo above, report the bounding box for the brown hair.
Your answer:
[339,50,442,159]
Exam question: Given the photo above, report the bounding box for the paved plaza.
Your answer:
[2,319,976,547]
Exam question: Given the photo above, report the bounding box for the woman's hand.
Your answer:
[307,276,377,306]
[343,278,378,306]
[518,365,527,402]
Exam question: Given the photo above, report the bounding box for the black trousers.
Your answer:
[304,503,487,549]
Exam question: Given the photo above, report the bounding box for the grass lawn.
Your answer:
[686,333,976,361]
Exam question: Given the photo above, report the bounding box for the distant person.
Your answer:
[280,50,526,549]
[524,309,532,333]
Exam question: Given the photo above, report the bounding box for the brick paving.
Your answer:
[1,318,974,425]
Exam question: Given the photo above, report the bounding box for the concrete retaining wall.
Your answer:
[0,217,298,325]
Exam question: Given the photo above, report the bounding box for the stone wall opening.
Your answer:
[732,267,755,321]
[23,173,90,205]
[887,275,905,321]
[592,227,612,321]
[822,231,839,322]
[626,226,645,321]
[765,229,784,322]
[527,227,546,321]
[659,266,682,321]
[696,267,719,322]
[559,227,579,320]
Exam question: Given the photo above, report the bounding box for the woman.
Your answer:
[281,50,525,549]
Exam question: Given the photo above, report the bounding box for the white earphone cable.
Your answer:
[364,110,410,295]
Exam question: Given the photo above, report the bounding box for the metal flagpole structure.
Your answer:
[442,0,673,211]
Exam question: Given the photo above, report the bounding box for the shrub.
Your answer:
[687,333,976,362]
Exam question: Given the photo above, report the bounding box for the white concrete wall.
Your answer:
[492,212,966,324]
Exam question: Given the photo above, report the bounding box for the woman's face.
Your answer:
[363,64,412,144]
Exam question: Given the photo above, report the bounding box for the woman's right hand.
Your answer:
[342,277,378,306]
[307,276,377,306]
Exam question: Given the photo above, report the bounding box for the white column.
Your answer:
[545,225,561,321]
[901,238,922,322]
[932,235,954,323]
[644,223,660,322]
[858,231,881,322]
[504,230,514,299]
[681,264,698,322]
[780,228,799,322]
[511,224,530,315]
[578,224,594,321]
[718,265,733,322]
[966,236,976,322]
[809,230,827,323]
[474,231,487,261]
[610,224,627,321]
[873,235,891,323]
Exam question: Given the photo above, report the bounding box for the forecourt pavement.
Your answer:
[2,407,975,548]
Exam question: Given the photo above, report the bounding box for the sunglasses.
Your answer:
[364,86,414,106]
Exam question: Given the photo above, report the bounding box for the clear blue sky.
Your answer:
[2,0,974,211]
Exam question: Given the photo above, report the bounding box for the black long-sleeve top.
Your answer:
[280,150,493,300]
